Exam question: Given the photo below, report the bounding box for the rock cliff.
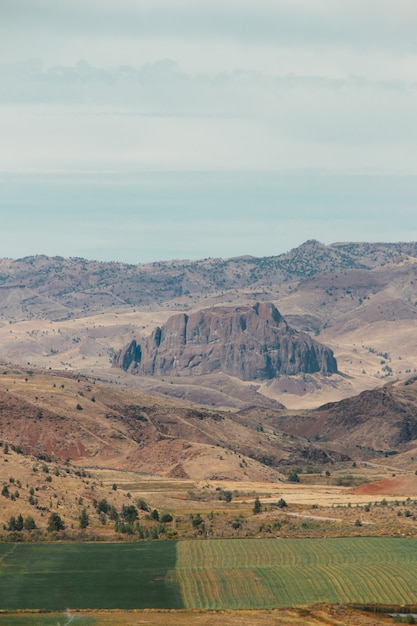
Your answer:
[113,302,337,380]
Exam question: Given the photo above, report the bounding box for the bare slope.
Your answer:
[262,377,417,452]
[0,367,322,481]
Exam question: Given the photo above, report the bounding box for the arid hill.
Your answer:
[260,377,417,452]
[2,240,417,409]
[113,302,337,380]
[1,240,417,320]
[0,367,356,482]
[4,366,417,483]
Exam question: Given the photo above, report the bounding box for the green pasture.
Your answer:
[1,538,417,612]
[0,542,181,611]
[0,616,94,626]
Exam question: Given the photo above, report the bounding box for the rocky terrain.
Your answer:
[113,302,337,380]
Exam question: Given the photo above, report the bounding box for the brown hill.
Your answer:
[263,377,417,451]
[0,367,351,482]
[1,241,417,320]
[113,302,337,380]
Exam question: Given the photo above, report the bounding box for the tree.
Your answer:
[253,497,262,514]
[108,506,119,521]
[277,498,287,508]
[1,485,10,498]
[150,508,159,521]
[137,498,149,512]
[122,504,138,523]
[79,508,89,529]
[287,471,300,483]
[160,512,173,523]
[191,513,203,528]
[47,512,65,532]
[97,498,110,514]
[23,516,36,531]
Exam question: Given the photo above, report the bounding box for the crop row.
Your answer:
[176,538,417,608]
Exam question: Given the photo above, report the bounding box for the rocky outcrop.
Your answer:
[113,302,337,380]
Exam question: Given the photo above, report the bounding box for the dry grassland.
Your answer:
[0,606,391,625]
[4,302,417,410]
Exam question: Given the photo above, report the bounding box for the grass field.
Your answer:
[1,538,417,613]
[0,543,181,611]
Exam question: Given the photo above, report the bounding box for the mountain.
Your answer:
[113,302,337,380]
[2,240,417,409]
[1,240,417,320]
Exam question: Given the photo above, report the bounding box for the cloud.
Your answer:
[1,58,416,175]
[3,0,417,51]
[1,2,417,176]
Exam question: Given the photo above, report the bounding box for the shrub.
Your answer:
[137,498,149,511]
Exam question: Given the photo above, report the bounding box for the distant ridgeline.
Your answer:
[2,241,417,321]
[113,302,338,381]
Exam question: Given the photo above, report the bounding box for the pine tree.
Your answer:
[79,508,89,529]
[253,496,262,514]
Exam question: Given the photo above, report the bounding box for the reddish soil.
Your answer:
[353,474,417,497]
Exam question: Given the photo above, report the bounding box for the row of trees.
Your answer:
[4,514,36,531]
[3,510,90,534]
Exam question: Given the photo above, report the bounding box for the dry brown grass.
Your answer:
[4,446,417,541]
[0,606,390,625]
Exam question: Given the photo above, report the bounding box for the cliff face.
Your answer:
[113,302,337,380]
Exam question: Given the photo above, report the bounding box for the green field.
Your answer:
[0,542,181,611]
[1,538,417,612]
[0,616,94,626]
[176,537,417,608]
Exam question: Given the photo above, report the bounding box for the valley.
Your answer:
[2,241,417,622]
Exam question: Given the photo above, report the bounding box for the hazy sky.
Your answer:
[1,1,417,262]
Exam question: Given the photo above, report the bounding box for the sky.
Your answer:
[1,0,417,263]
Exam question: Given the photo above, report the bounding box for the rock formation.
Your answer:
[113,302,337,380]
